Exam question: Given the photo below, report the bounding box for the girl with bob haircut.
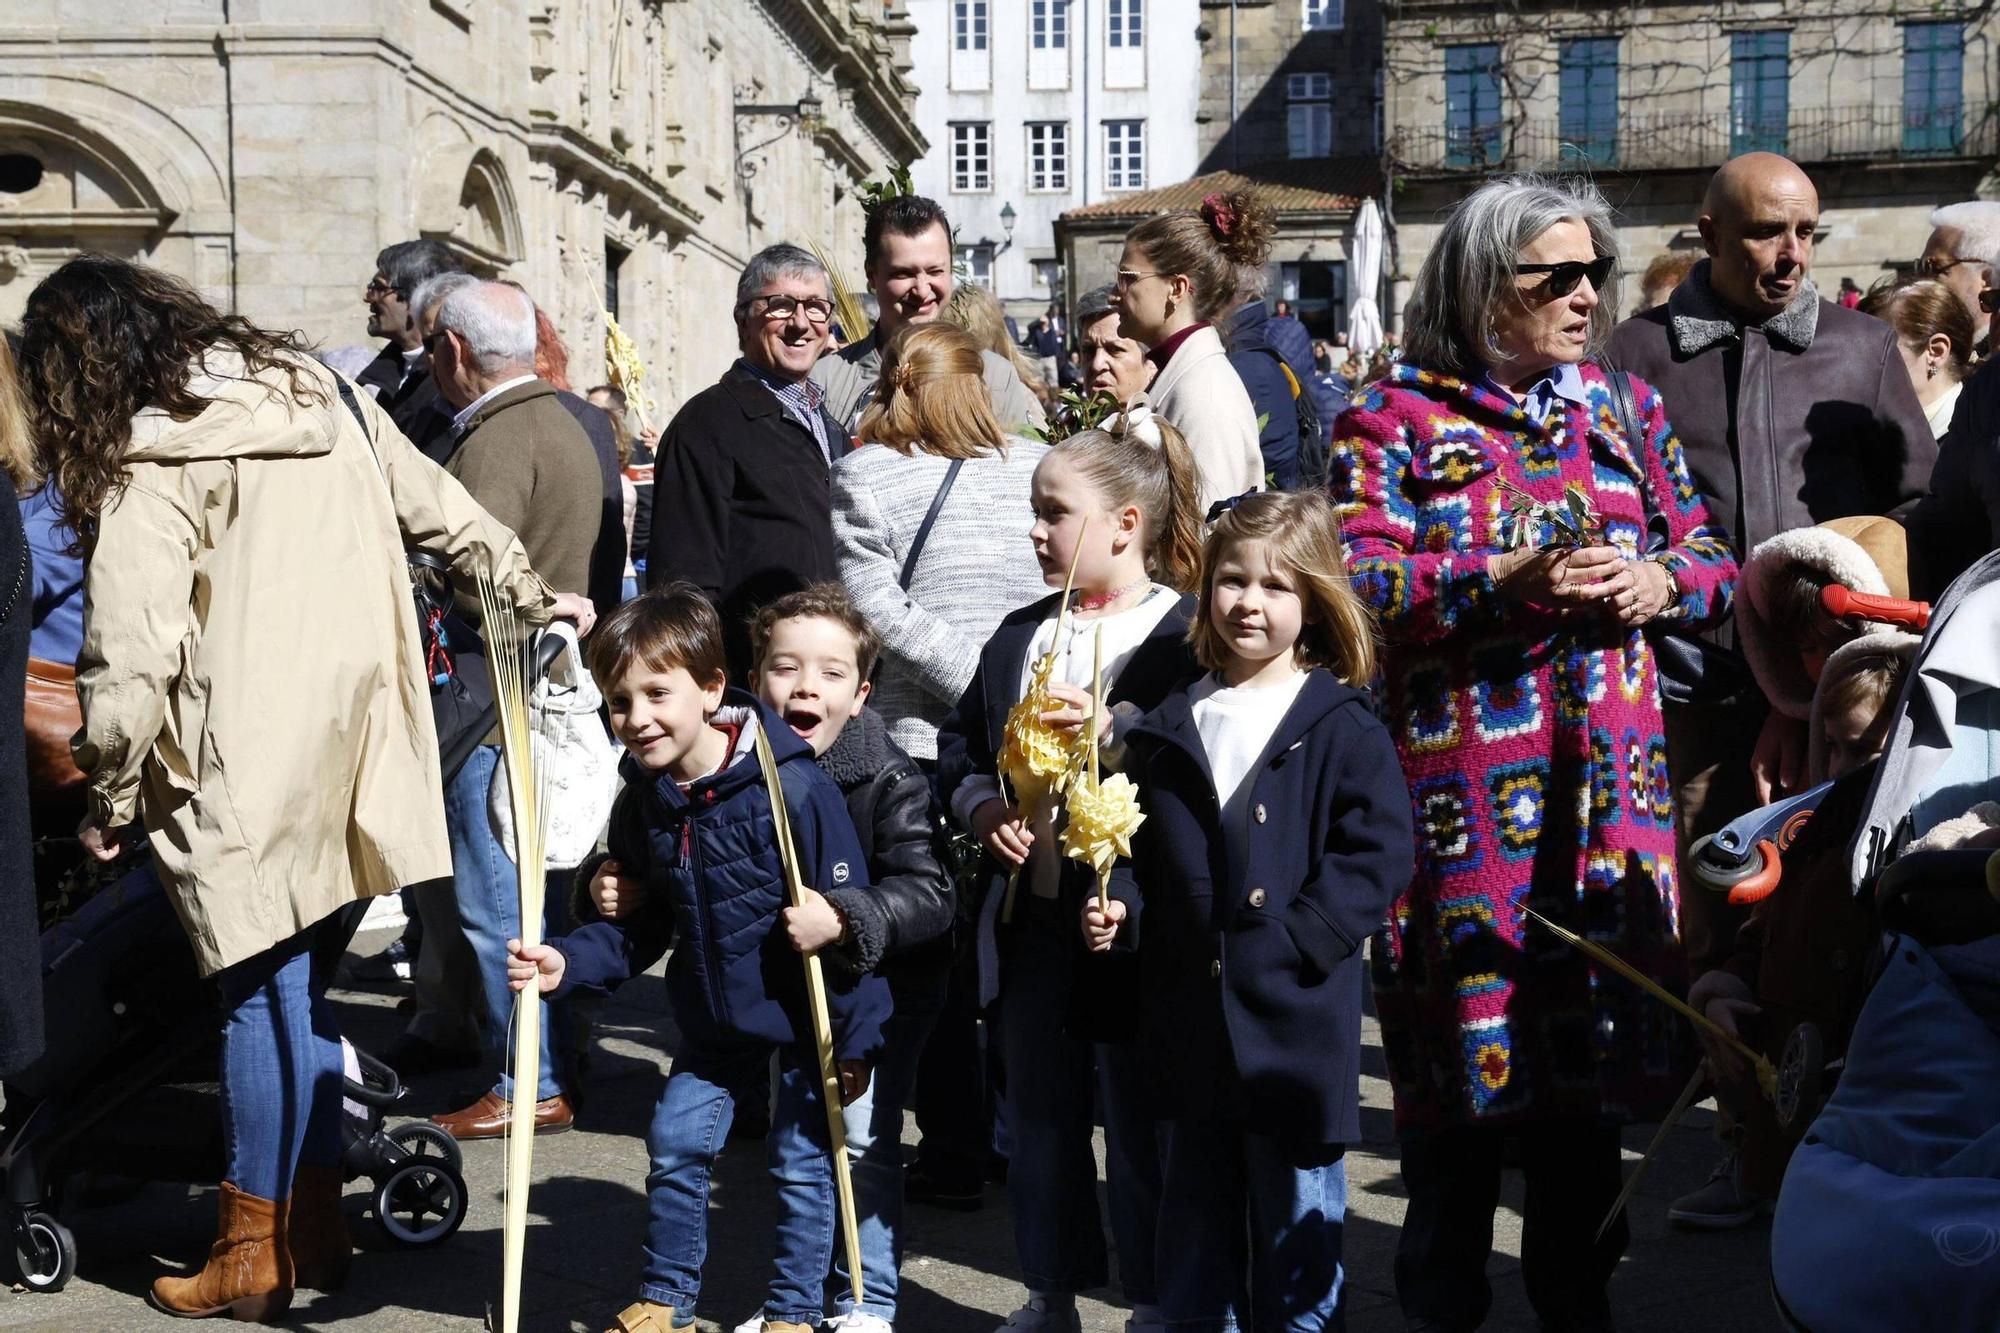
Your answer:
[1082,488,1413,1329]
[1111,190,1271,509]
[935,406,1208,1333]
[833,322,1052,765]
[1332,173,1738,1330]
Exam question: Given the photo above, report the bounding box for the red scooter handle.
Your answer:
[1822,585,1931,629]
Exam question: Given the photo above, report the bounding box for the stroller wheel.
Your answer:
[387,1120,465,1176]
[372,1160,466,1248]
[1775,1023,1826,1130]
[1689,834,1764,891]
[13,1210,77,1293]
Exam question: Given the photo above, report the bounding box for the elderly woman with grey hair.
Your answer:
[647,242,850,676]
[1330,174,1738,1331]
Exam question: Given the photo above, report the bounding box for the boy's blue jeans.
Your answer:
[1157,1116,1348,1332]
[216,916,348,1201]
[643,1039,836,1325]
[829,975,947,1321]
[448,744,563,1101]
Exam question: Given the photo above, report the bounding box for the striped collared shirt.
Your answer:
[739,358,832,464]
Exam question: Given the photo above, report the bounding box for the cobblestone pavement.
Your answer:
[1,926,1780,1332]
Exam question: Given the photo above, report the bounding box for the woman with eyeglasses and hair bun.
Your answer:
[1109,191,1270,510]
[1329,173,1739,1332]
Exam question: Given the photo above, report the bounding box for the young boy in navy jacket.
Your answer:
[507,585,888,1333]
[592,585,955,1332]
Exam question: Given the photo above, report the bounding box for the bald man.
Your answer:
[1609,153,1932,946]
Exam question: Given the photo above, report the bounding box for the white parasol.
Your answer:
[1346,197,1385,359]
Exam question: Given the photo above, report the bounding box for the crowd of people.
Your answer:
[2,144,1998,1333]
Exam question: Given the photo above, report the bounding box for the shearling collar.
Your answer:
[816,705,892,789]
[1668,259,1820,356]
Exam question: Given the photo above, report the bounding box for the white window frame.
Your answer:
[1031,0,1068,50]
[1287,72,1334,158]
[1105,119,1145,190]
[1304,0,1344,32]
[951,122,991,192]
[1109,0,1143,49]
[1027,121,1070,192]
[954,0,989,51]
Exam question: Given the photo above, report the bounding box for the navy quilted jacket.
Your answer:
[550,693,889,1061]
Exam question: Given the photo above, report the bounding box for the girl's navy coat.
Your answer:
[936,589,1198,1028]
[553,692,889,1062]
[1110,670,1414,1147]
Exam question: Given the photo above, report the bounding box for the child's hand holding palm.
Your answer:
[1081,898,1125,952]
[506,940,566,994]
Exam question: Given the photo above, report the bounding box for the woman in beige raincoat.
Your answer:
[17,256,592,1323]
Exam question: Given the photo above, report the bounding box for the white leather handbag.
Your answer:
[489,621,620,870]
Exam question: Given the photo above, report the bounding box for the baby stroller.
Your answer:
[1744,549,2000,1329]
[1,866,469,1294]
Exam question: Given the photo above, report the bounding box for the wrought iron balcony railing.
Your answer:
[1390,103,1996,175]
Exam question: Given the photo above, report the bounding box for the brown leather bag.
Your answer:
[25,656,85,794]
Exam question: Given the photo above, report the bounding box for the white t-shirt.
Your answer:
[954,583,1181,898]
[1189,667,1312,831]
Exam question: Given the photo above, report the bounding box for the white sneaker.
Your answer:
[730,1314,762,1333]
[826,1314,895,1333]
[996,1297,1083,1333]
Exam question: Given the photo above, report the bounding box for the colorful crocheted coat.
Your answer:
[1332,362,1738,1129]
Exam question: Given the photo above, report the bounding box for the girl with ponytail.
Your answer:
[931,407,1206,1333]
[1111,190,1275,510]
[1082,490,1413,1328]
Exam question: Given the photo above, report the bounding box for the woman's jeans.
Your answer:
[1156,1116,1348,1332]
[642,1040,835,1325]
[448,743,562,1101]
[830,974,947,1321]
[998,897,1161,1302]
[215,917,348,1201]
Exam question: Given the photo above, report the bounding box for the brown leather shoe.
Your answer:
[431,1090,574,1140]
[287,1164,352,1291]
[148,1181,293,1321]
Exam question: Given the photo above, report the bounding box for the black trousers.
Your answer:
[1395,1118,1627,1333]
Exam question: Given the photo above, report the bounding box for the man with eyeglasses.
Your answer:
[1918,202,2000,355]
[810,193,1046,435]
[1608,153,1934,1231]
[354,239,464,457]
[649,244,853,677]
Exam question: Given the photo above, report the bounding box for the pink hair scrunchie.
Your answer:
[1201,193,1238,239]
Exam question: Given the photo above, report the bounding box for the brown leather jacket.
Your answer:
[1609,264,1935,673]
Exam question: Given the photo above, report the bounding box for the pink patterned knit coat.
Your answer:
[1333,362,1738,1129]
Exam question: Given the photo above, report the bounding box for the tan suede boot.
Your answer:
[148,1182,294,1322]
[286,1164,352,1291]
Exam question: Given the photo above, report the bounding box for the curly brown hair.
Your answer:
[17,255,324,550]
[1125,188,1278,322]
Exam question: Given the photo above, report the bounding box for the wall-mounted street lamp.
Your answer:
[734,89,825,186]
[997,201,1017,254]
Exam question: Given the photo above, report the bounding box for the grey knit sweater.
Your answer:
[831,438,1052,759]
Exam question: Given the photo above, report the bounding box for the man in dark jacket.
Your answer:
[1609,151,1935,1228]
[649,244,852,679]
[1225,295,1330,491]
[354,239,462,457]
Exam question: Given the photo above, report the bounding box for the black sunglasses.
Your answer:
[1518,254,1615,298]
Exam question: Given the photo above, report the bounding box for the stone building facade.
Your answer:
[1382,0,2000,319]
[0,0,923,416]
[1196,0,1383,172]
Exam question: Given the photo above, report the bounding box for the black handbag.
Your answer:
[1604,368,1727,705]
